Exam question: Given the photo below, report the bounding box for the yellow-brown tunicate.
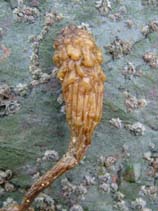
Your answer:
[53,25,106,155]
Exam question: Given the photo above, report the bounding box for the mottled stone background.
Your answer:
[0,0,158,210]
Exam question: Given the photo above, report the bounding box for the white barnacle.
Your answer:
[78,22,91,32]
[70,204,83,211]
[124,92,147,112]
[99,183,110,192]
[109,117,122,128]
[4,182,15,192]
[143,52,158,68]
[42,150,59,161]
[35,193,55,210]
[2,197,17,208]
[96,0,112,16]
[131,197,147,209]
[125,122,146,136]
[83,175,96,185]
[115,200,129,211]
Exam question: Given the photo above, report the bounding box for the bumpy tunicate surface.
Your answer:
[1,0,158,210]
[53,25,106,148]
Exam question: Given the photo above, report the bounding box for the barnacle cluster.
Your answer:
[143,52,158,68]
[141,0,158,6]
[13,0,40,23]
[141,147,158,203]
[122,62,143,80]
[125,122,146,136]
[140,185,158,199]
[98,156,122,194]
[34,194,55,211]
[15,83,29,96]
[61,177,76,197]
[0,199,34,211]
[98,151,130,194]
[95,0,112,16]
[0,170,14,193]
[97,148,156,210]
[0,84,21,117]
[124,92,147,112]
[144,147,158,178]
[1,198,20,211]
[131,198,151,211]
[106,37,132,59]
[61,177,88,202]
[31,149,60,181]
[29,11,62,86]
[141,20,158,37]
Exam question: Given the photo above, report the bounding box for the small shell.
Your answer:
[42,150,59,161]
[4,182,15,192]
[125,122,146,136]
[109,118,122,128]
[70,204,83,211]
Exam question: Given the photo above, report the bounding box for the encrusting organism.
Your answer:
[106,37,132,59]
[95,0,112,16]
[143,52,158,68]
[0,25,106,211]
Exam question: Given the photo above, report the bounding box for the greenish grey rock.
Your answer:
[1,0,158,210]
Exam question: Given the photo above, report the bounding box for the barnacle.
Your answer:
[109,117,122,128]
[141,0,158,6]
[125,122,146,136]
[124,92,147,112]
[0,169,14,193]
[106,37,132,59]
[143,52,158,68]
[141,20,158,37]
[0,84,21,117]
[0,25,106,211]
[96,0,112,16]
[29,11,62,84]
[122,62,143,79]
[13,1,40,23]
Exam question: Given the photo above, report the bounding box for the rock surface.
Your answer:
[0,0,158,210]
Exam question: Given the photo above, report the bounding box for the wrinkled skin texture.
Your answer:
[54,25,106,160]
[0,25,106,211]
